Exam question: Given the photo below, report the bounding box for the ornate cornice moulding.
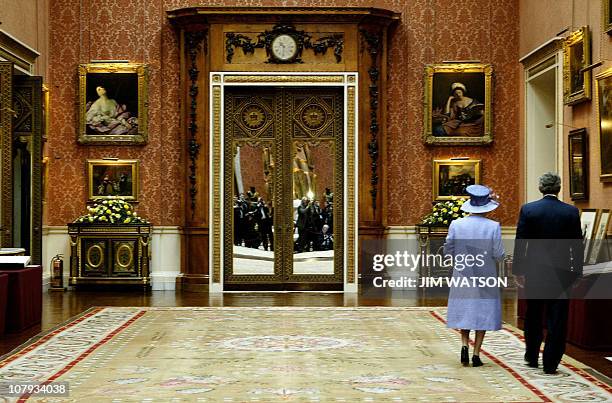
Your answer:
[0,29,39,74]
[167,7,400,24]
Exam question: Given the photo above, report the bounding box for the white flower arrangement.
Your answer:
[421,196,469,226]
[74,197,147,224]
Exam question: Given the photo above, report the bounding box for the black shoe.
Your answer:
[472,355,483,367]
[543,368,558,375]
[461,346,469,365]
[524,353,538,368]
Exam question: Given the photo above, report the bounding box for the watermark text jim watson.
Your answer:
[370,251,508,289]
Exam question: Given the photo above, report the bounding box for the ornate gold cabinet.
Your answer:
[416,225,451,278]
[68,223,151,288]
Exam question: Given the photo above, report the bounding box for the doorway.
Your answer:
[223,86,344,290]
[525,54,563,202]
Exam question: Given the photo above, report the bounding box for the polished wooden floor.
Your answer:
[1,288,611,378]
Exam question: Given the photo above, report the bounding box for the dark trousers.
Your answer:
[524,298,570,371]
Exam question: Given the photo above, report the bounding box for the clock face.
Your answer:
[271,34,297,61]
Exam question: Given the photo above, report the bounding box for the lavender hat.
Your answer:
[460,185,499,214]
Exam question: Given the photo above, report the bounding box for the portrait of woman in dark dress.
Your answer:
[433,82,484,137]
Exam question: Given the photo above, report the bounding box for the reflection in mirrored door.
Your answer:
[224,86,343,288]
[286,88,343,281]
[292,141,335,275]
[232,142,275,275]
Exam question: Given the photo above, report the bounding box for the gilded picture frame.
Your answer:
[580,208,598,263]
[603,0,612,34]
[77,63,148,145]
[595,68,612,181]
[424,63,493,146]
[42,156,49,204]
[87,159,139,201]
[433,159,481,201]
[563,27,591,105]
[587,209,610,264]
[568,128,588,200]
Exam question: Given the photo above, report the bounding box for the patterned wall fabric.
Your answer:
[238,145,269,202]
[48,0,519,226]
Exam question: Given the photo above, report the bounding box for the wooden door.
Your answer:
[223,86,343,290]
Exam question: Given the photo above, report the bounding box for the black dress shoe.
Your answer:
[543,368,558,375]
[461,346,469,365]
[524,353,538,368]
[472,355,483,367]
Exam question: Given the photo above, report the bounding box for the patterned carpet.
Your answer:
[1,307,611,402]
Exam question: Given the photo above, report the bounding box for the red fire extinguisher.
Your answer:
[49,254,66,291]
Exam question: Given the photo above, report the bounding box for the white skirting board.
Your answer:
[42,225,516,292]
[42,226,182,291]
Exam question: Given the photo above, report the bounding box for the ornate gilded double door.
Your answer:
[224,87,344,290]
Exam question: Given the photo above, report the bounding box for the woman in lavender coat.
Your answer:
[444,185,505,367]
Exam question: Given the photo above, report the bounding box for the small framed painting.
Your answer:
[433,159,481,201]
[580,208,598,263]
[587,209,611,264]
[77,63,148,145]
[87,159,139,201]
[568,128,588,200]
[603,0,612,34]
[595,68,612,181]
[563,27,591,105]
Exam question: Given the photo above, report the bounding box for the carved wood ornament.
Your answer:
[361,29,382,213]
[185,30,207,219]
[225,24,344,64]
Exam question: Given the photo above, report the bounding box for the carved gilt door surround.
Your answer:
[209,73,358,293]
[168,7,399,292]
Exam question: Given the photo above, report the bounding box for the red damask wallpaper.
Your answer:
[48,0,519,226]
[238,145,269,201]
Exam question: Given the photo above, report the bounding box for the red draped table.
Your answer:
[516,270,612,349]
[0,274,7,335]
[0,265,42,333]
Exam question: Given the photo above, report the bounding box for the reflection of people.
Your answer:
[433,82,484,137]
[86,86,138,135]
[233,196,245,246]
[324,187,334,205]
[247,186,259,203]
[263,146,275,207]
[295,197,309,252]
[233,193,275,251]
[444,185,504,368]
[293,143,317,199]
[308,200,324,251]
[513,173,583,375]
[321,224,334,250]
[256,197,273,251]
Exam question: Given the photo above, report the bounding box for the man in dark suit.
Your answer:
[513,172,583,374]
[295,197,309,252]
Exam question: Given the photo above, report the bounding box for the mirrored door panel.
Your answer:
[224,88,283,284]
[232,141,276,275]
[291,141,336,275]
[224,87,343,288]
